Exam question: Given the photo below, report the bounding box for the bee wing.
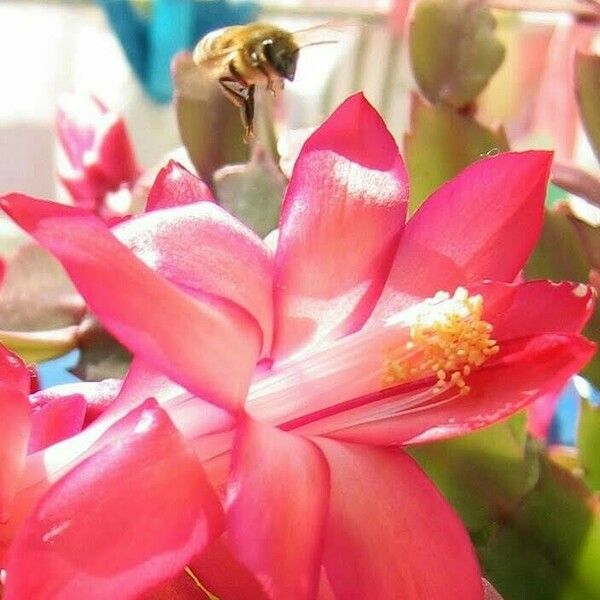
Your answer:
[292,22,355,49]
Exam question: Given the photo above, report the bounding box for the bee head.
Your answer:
[263,38,299,81]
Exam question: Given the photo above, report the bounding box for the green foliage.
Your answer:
[172,53,248,186]
[70,316,132,381]
[0,244,83,331]
[409,0,505,109]
[0,244,83,362]
[578,399,600,491]
[0,328,77,364]
[404,95,508,213]
[214,146,286,237]
[575,52,600,164]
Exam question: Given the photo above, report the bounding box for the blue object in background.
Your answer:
[37,350,80,389]
[98,0,259,103]
[548,377,600,446]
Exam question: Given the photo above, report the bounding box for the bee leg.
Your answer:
[228,61,248,88]
[256,64,276,96]
[218,78,255,143]
[242,85,255,141]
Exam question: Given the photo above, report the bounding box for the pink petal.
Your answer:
[483,579,503,600]
[480,280,595,339]
[0,385,31,522]
[113,201,274,354]
[58,176,99,212]
[317,570,336,600]
[27,380,123,453]
[371,151,553,321]
[28,390,86,454]
[95,359,188,431]
[316,439,482,599]
[145,160,215,211]
[319,334,595,446]
[227,418,329,599]
[28,365,40,394]
[388,0,411,35]
[272,93,409,360]
[248,280,594,434]
[95,117,139,190]
[56,95,139,206]
[3,400,224,600]
[0,382,232,564]
[0,194,261,413]
[80,379,123,425]
[101,360,233,445]
[527,389,562,440]
[0,344,30,394]
[533,21,595,161]
[56,95,106,169]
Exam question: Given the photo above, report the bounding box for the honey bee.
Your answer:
[192,22,345,140]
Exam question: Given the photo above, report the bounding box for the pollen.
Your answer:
[382,287,499,395]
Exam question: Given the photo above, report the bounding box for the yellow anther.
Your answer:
[381,287,500,395]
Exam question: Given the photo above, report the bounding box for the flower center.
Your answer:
[382,287,499,395]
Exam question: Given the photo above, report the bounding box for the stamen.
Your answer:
[382,287,499,395]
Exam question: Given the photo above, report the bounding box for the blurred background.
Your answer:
[1,2,599,194]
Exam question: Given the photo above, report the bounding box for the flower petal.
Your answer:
[272,93,408,359]
[371,151,553,320]
[227,418,329,599]
[56,95,139,206]
[481,280,595,339]
[113,201,274,353]
[56,95,105,170]
[316,439,482,599]
[319,334,595,446]
[27,380,123,453]
[98,360,234,459]
[0,194,261,413]
[527,390,561,440]
[0,345,29,394]
[28,390,86,455]
[0,385,30,522]
[249,280,595,436]
[93,116,139,189]
[3,400,224,600]
[145,160,215,212]
[80,379,123,425]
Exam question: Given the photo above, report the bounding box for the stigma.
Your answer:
[382,287,499,395]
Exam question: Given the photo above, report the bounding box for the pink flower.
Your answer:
[0,94,595,599]
[56,95,140,216]
[0,345,35,523]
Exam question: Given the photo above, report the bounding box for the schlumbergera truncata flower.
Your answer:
[56,94,140,216]
[0,94,595,599]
